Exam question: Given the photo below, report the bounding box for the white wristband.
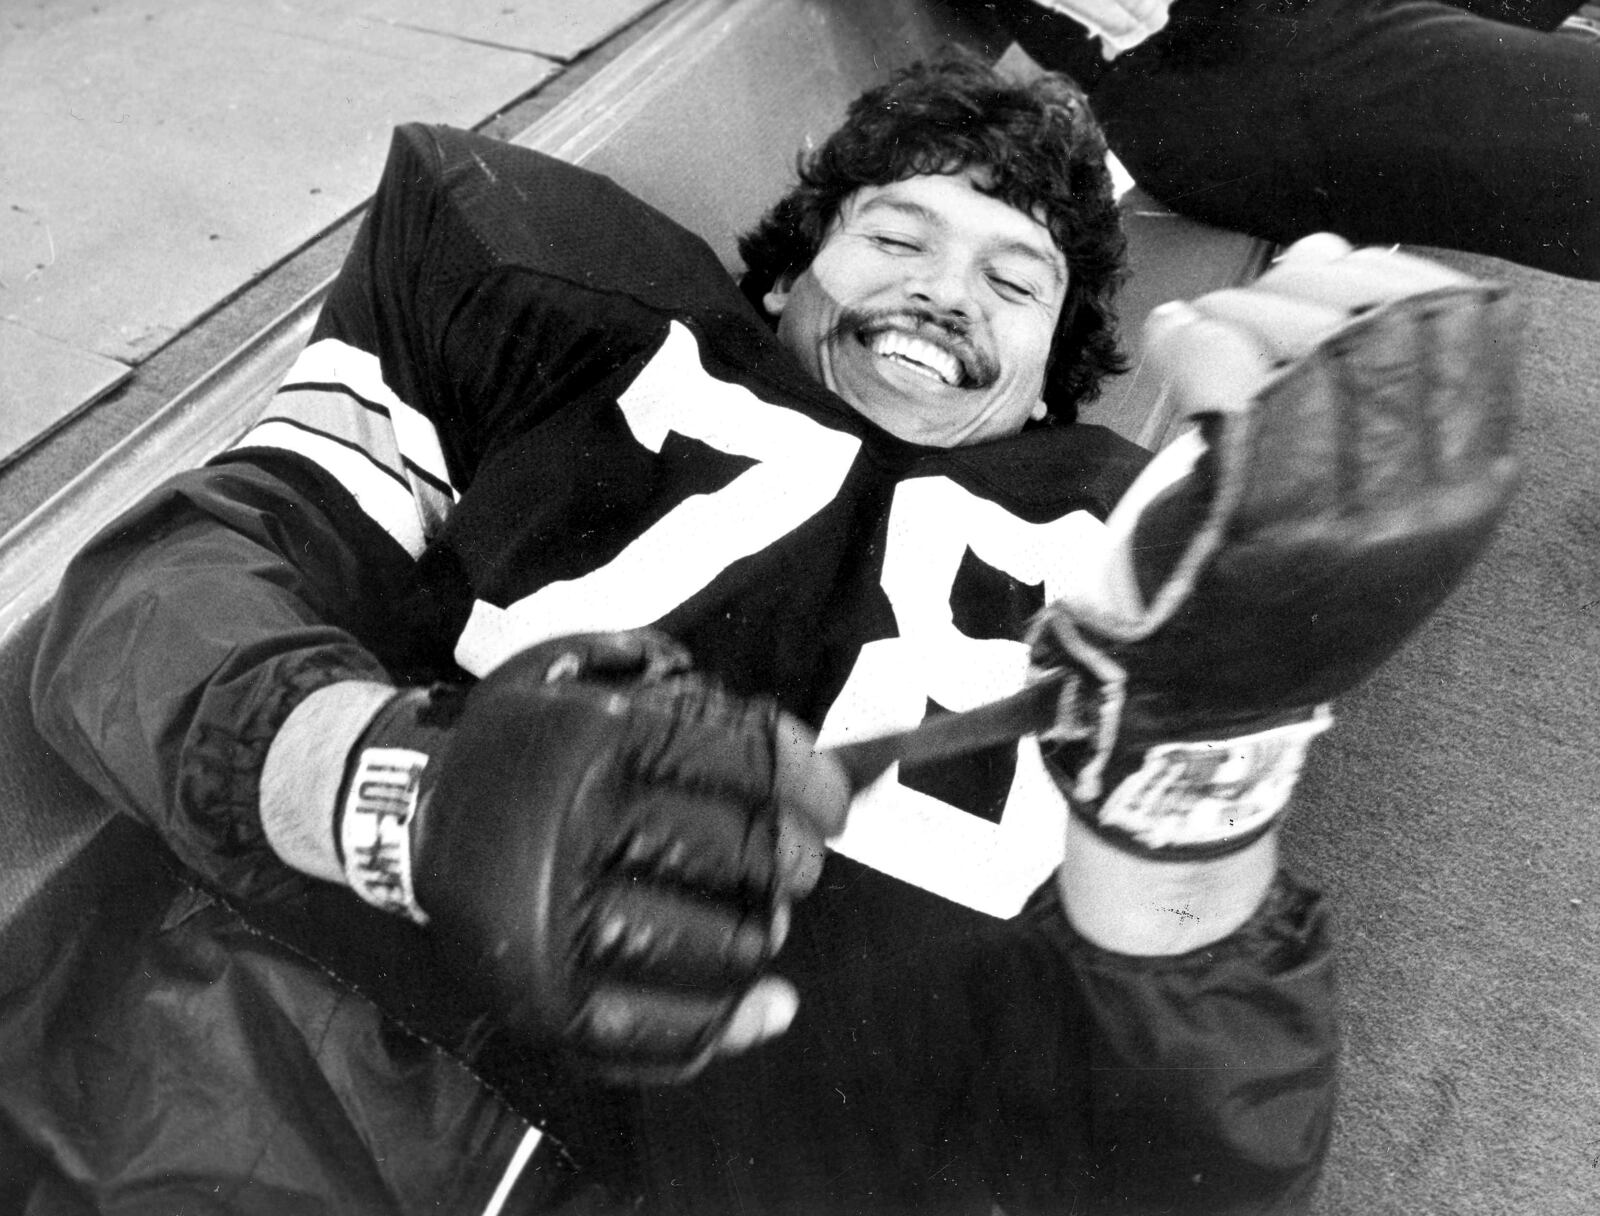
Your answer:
[1095,707,1334,853]
[261,680,397,884]
[340,745,432,925]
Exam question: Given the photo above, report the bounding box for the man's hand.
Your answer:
[1031,234,1521,858]
[1027,0,1173,57]
[338,631,850,1082]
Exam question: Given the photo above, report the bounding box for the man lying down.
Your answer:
[19,50,1518,1215]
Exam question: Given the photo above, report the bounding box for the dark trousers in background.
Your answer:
[1002,0,1600,279]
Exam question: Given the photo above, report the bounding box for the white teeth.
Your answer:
[869,330,961,386]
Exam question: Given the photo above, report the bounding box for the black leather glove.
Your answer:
[336,630,849,1081]
[1030,235,1521,859]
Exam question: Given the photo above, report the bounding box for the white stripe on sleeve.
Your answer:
[240,419,429,557]
[289,338,454,491]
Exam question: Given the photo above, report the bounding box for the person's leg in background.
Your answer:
[1003,0,1600,280]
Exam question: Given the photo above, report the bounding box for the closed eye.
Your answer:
[869,233,922,253]
[988,273,1037,301]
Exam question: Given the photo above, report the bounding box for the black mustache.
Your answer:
[830,308,999,389]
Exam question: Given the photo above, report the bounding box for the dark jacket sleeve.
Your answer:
[30,452,421,904]
[971,871,1337,1214]
[28,124,729,906]
[27,126,490,903]
[622,868,1336,1215]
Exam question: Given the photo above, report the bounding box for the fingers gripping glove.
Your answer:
[1031,235,1521,860]
[335,630,837,1080]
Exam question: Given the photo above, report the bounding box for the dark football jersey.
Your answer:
[231,122,1148,921]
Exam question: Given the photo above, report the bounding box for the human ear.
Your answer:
[763,274,795,318]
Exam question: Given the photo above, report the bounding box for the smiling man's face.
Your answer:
[764,169,1069,447]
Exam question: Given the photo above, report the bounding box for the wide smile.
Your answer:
[859,326,969,389]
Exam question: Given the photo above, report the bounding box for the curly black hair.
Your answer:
[738,50,1128,425]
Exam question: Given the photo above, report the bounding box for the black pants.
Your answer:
[1004,0,1600,280]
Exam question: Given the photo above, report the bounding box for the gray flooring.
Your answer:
[0,0,664,465]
